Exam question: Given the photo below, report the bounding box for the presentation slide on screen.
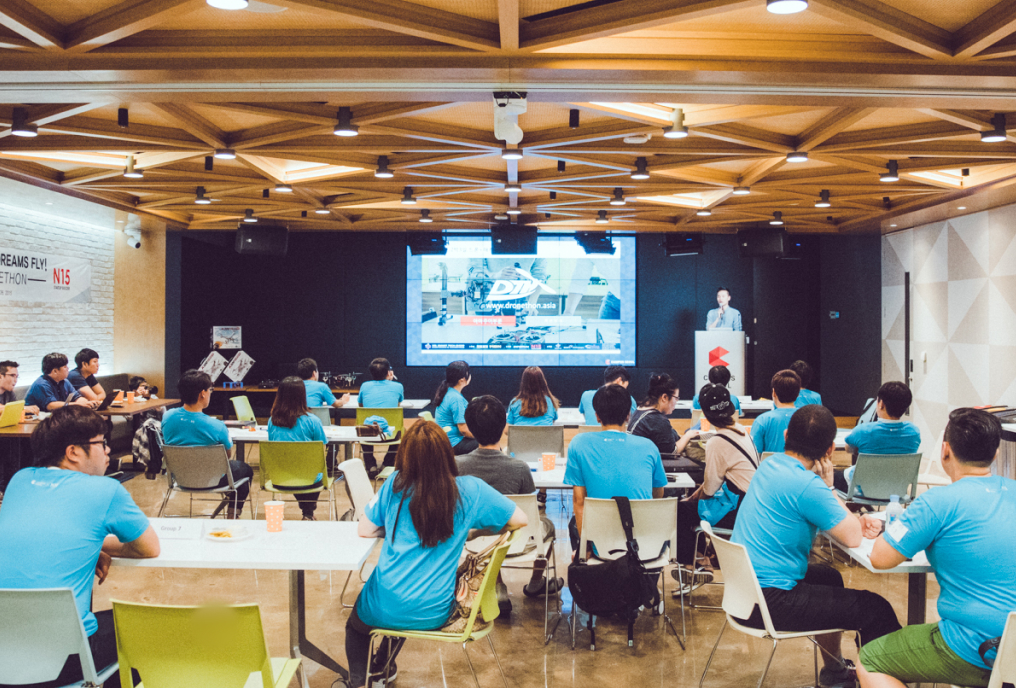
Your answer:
[406,236,636,367]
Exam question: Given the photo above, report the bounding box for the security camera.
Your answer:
[124,226,141,249]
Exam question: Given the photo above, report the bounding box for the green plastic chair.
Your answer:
[256,441,336,520]
[111,600,300,688]
[356,406,404,434]
[367,530,521,688]
[231,395,256,423]
[307,406,332,426]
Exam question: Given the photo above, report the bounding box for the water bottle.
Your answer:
[885,494,903,530]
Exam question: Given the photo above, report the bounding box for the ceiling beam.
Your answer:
[795,107,875,151]
[692,123,795,153]
[149,103,229,149]
[64,0,206,52]
[738,157,787,186]
[519,0,756,51]
[0,0,63,49]
[816,121,975,152]
[498,0,519,51]
[808,0,953,60]
[953,0,1016,59]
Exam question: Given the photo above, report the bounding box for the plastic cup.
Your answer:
[701,418,712,432]
[126,391,135,404]
[265,501,285,532]
[541,452,557,471]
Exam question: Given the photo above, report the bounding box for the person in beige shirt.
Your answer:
[673,383,758,592]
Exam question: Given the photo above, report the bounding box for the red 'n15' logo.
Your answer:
[53,268,71,285]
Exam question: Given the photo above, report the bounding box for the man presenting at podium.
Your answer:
[706,287,742,331]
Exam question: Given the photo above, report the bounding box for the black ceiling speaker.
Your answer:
[491,223,538,255]
[737,227,787,258]
[235,224,289,256]
[664,233,703,256]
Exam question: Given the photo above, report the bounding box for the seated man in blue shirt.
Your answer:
[858,408,1016,688]
[578,365,637,426]
[791,360,822,408]
[0,405,159,688]
[25,352,98,412]
[297,357,350,411]
[67,348,107,403]
[565,384,667,551]
[836,381,921,492]
[750,369,801,455]
[161,369,254,519]
[732,405,901,688]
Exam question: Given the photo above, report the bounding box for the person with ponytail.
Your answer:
[507,366,559,426]
[345,421,526,687]
[628,373,700,455]
[433,361,477,455]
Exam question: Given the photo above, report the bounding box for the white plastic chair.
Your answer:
[158,445,251,518]
[0,588,119,687]
[500,494,563,644]
[698,521,847,688]
[337,458,380,608]
[572,497,685,651]
[987,611,1016,688]
[506,425,564,463]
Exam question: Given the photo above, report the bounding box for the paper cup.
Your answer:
[264,501,285,532]
[701,418,712,432]
[126,391,135,404]
[541,452,557,471]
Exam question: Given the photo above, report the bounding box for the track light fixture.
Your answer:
[569,109,580,129]
[123,155,144,179]
[274,184,293,193]
[10,108,37,137]
[545,212,551,219]
[374,156,394,178]
[663,108,688,139]
[194,186,211,204]
[501,148,524,160]
[595,210,609,224]
[610,188,626,206]
[815,190,831,208]
[631,157,650,180]
[549,191,557,200]
[770,211,784,226]
[880,160,900,182]
[205,156,214,171]
[207,0,249,8]
[214,149,236,159]
[506,207,522,215]
[401,187,417,205]
[315,208,330,214]
[982,113,1007,143]
[733,186,751,195]
[419,209,433,223]
[696,209,712,216]
[243,209,257,223]
[118,108,129,129]
[301,211,308,217]
[334,107,358,137]
[786,151,808,163]
[504,183,522,193]
[557,160,566,173]
[767,0,808,14]
[262,189,270,198]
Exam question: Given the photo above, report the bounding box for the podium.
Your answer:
[694,330,746,398]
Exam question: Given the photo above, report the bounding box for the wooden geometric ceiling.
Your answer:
[2,0,1016,234]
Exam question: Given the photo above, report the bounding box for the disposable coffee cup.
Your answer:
[265,501,285,532]
[126,391,135,404]
[541,452,557,471]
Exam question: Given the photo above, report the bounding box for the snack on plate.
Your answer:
[209,529,233,539]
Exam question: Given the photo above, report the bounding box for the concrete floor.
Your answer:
[96,449,938,688]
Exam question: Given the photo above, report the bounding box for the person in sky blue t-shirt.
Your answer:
[161,369,254,518]
[359,357,405,409]
[267,376,328,520]
[706,286,742,331]
[790,360,822,408]
[507,366,559,426]
[345,421,526,687]
[838,381,921,492]
[565,384,667,552]
[0,405,159,688]
[732,405,900,687]
[67,347,107,403]
[578,365,637,426]
[859,408,1016,688]
[25,352,95,412]
[691,365,742,416]
[750,369,801,455]
[433,360,477,455]
[297,357,351,410]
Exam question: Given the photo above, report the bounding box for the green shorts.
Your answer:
[859,623,992,687]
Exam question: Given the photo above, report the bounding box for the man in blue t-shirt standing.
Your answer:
[162,369,254,519]
[732,405,900,687]
[0,405,159,688]
[837,381,921,492]
[297,357,350,411]
[565,384,667,551]
[750,369,801,455]
[578,365,637,426]
[858,408,1016,688]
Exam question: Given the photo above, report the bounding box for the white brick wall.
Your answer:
[0,202,115,376]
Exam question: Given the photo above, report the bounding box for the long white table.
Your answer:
[338,396,430,410]
[113,518,377,684]
[527,460,695,490]
[230,425,362,462]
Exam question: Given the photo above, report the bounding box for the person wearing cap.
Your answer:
[674,383,758,592]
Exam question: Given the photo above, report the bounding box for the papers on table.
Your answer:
[153,520,202,540]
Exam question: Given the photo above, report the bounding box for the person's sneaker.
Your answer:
[367,662,397,687]
[819,659,856,688]
[670,566,713,596]
[523,576,564,598]
[496,579,512,615]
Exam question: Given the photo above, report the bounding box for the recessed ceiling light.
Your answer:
[767,0,808,13]
[207,0,248,8]
[770,211,784,226]
[10,108,37,138]
[123,155,143,179]
[815,190,831,208]
[663,108,688,139]
[494,213,509,220]
[786,151,808,163]
[610,188,626,206]
[957,206,966,210]
[315,208,330,214]
[981,113,1007,143]
[595,210,609,224]
[631,157,650,180]
[501,148,523,160]
[506,208,522,215]
[374,155,394,179]
[890,223,898,227]
[696,209,712,216]
[504,184,522,193]
[880,160,900,183]
[401,187,417,205]
[732,186,751,195]
[333,107,358,137]
[213,148,236,159]
[242,209,257,223]
[274,184,293,193]
[419,209,433,223]
[194,186,211,204]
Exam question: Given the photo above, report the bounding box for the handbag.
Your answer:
[442,531,510,632]
[697,432,758,526]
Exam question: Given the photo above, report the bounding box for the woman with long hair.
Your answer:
[433,360,477,455]
[345,421,526,687]
[628,373,700,454]
[267,375,327,520]
[507,366,559,426]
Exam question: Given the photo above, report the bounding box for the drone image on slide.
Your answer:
[434,261,556,326]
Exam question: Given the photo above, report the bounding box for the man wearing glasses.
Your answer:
[0,405,159,688]
[0,360,39,415]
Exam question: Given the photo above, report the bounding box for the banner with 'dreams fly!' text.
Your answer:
[0,248,92,303]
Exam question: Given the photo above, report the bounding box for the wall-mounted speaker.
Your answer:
[737,227,787,258]
[235,225,288,256]
[491,224,537,255]
[664,233,703,256]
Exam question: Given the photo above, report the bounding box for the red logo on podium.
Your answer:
[709,347,729,367]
